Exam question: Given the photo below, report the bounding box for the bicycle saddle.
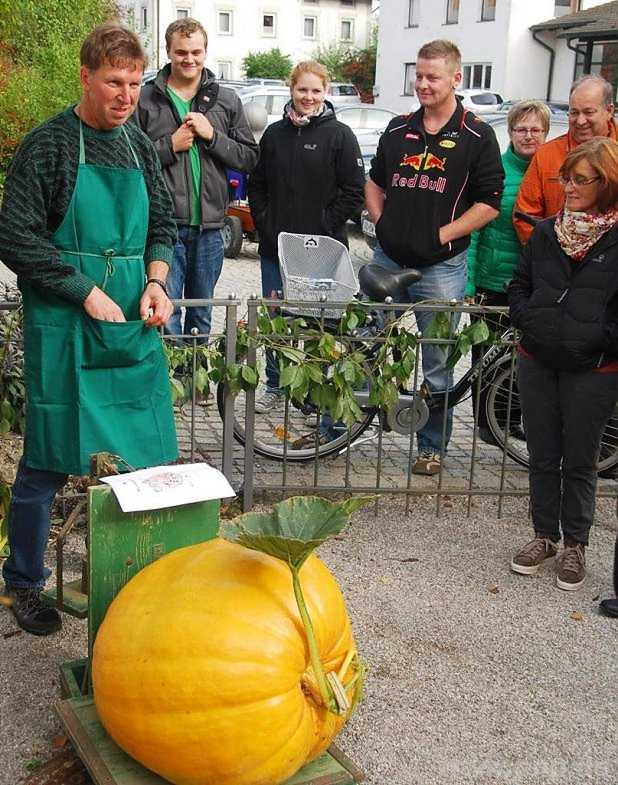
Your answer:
[358,264,422,303]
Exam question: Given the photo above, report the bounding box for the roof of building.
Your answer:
[531,0,618,39]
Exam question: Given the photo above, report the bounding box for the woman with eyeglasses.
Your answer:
[508,137,618,592]
[466,100,550,445]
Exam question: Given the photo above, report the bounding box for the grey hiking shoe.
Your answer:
[255,388,283,414]
[556,542,586,591]
[510,536,558,575]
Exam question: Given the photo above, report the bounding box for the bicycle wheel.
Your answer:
[484,364,529,468]
[216,345,377,462]
[485,364,618,473]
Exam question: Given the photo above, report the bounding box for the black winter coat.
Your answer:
[247,104,365,262]
[508,218,618,371]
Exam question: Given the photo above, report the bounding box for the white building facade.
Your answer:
[374,0,613,113]
[120,0,374,79]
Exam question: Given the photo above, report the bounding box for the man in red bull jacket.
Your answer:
[366,39,504,476]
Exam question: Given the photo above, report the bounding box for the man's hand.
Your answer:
[140,282,174,327]
[171,124,195,153]
[184,111,214,142]
[83,287,126,322]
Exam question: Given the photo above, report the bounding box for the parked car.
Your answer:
[326,83,362,106]
[498,99,569,115]
[336,105,399,174]
[455,89,505,113]
[244,78,286,86]
[238,85,291,126]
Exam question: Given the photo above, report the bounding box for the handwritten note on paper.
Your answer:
[100,464,235,512]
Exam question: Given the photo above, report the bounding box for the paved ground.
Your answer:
[0,494,616,785]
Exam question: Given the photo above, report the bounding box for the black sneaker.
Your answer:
[4,587,62,636]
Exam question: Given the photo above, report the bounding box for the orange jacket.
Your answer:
[513,120,618,244]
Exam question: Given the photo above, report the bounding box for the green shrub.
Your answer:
[0,0,117,170]
[242,48,293,81]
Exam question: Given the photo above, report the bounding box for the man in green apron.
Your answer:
[0,23,178,635]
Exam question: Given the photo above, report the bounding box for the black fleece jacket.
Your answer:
[369,100,504,268]
[248,103,365,262]
[508,219,618,371]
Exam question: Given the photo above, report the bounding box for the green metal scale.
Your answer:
[53,485,364,785]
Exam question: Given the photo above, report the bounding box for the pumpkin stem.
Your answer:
[291,565,338,714]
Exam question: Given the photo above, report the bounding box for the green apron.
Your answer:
[22,121,177,475]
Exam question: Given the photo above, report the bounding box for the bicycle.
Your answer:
[216,233,618,473]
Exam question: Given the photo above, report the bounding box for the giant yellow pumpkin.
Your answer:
[92,536,361,785]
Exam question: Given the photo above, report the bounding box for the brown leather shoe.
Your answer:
[556,542,586,591]
[412,451,441,476]
[510,536,558,575]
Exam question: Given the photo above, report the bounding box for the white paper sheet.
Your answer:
[100,463,235,512]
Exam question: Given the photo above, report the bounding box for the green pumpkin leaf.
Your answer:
[222,495,374,569]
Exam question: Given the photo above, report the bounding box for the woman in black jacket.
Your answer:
[248,61,365,414]
[508,137,618,591]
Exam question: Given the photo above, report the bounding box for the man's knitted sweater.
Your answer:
[0,107,176,304]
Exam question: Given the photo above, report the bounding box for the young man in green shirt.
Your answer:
[136,18,259,341]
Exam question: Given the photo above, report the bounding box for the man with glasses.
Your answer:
[514,74,617,244]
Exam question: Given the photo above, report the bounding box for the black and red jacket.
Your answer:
[369,100,504,268]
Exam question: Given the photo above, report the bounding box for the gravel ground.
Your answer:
[1,493,617,785]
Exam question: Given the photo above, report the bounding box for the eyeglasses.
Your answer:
[558,174,601,187]
[511,127,545,137]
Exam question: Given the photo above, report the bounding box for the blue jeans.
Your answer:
[260,256,283,391]
[372,244,467,454]
[2,458,67,591]
[166,226,224,341]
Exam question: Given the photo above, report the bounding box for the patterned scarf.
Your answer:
[554,207,618,261]
[285,100,325,127]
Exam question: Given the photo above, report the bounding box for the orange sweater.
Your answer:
[513,121,618,244]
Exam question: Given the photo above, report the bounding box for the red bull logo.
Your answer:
[399,151,447,172]
[423,153,447,172]
[400,152,424,171]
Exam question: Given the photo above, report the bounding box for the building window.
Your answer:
[303,16,317,39]
[445,0,459,24]
[218,11,232,34]
[574,41,618,102]
[340,0,355,5]
[177,8,190,18]
[462,62,492,89]
[141,6,148,29]
[403,62,416,96]
[217,61,232,80]
[480,0,496,21]
[407,0,419,26]
[263,13,276,36]
[341,19,354,41]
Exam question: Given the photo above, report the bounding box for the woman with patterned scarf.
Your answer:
[248,61,365,415]
[508,137,618,593]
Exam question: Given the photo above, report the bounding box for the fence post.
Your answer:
[221,295,238,484]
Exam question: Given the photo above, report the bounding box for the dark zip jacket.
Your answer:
[247,103,365,262]
[509,218,618,371]
[369,100,504,268]
[135,65,259,228]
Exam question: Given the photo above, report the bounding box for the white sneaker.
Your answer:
[255,389,283,414]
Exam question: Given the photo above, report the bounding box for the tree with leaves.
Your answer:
[242,48,293,81]
[0,0,117,173]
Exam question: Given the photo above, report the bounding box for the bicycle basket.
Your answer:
[277,232,359,319]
